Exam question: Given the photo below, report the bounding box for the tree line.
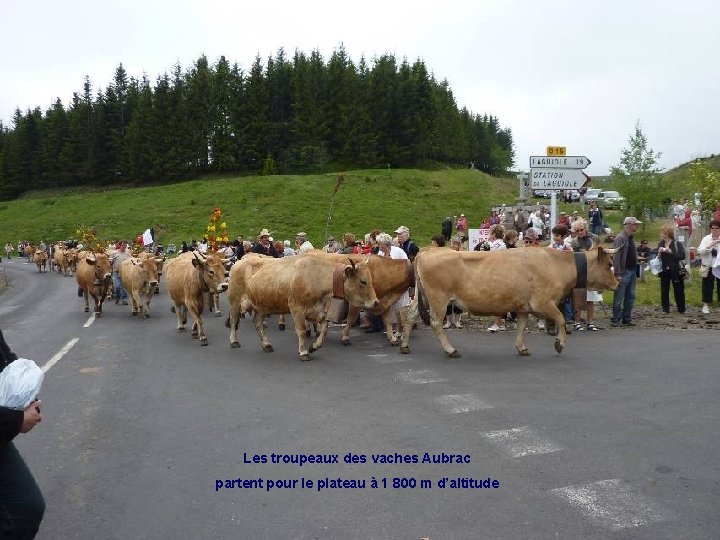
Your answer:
[0,47,515,199]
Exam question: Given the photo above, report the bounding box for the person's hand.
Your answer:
[20,400,42,433]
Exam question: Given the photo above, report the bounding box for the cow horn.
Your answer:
[348,258,356,269]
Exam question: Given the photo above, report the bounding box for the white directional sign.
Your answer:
[530,168,590,190]
[529,156,591,169]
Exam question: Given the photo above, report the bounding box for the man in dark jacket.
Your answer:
[612,217,642,326]
[0,328,45,539]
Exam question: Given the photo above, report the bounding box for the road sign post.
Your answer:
[530,151,592,229]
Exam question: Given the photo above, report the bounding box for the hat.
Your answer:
[460,213,465,217]
[296,232,307,238]
[572,211,578,215]
[623,217,643,225]
[327,236,336,242]
[394,225,410,235]
[560,211,567,215]
[258,228,271,238]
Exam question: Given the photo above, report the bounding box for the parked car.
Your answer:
[597,190,626,209]
[584,188,603,202]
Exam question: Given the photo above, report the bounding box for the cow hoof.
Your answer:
[262,344,274,352]
[84,307,89,312]
[231,342,240,348]
[300,353,313,361]
[95,312,102,318]
[214,311,222,317]
[447,350,461,358]
[309,346,317,353]
[200,339,208,346]
[131,311,137,316]
[178,327,186,333]
[390,339,400,347]
[341,339,351,346]
[517,348,530,356]
[554,339,564,354]
[400,346,410,354]
[278,323,286,331]
[143,313,150,319]
[170,306,176,313]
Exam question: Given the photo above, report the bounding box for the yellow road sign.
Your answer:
[546,146,566,156]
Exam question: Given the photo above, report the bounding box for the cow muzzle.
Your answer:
[217,282,229,292]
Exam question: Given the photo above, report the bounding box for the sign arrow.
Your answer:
[530,168,590,190]
[529,156,591,169]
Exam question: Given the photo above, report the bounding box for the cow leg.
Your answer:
[173,303,187,332]
[385,310,399,346]
[428,307,461,358]
[186,305,208,345]
[340,306,360,346]
[290,309,312,360]
[308,320,330,354]
[92,294,102,318]
[213,293,222,317]
[130,290,140,316]
[252,311,273,352]
[515,314,531,355]
[83,289,90,312]
[537,303,567,353]
[228,301,241,348]
[278,314,286,331]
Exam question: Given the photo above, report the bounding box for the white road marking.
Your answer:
[395,370,446,384]
[480,426,563,457]
[83,314,95,327]
[552,478,672,531]
[433,393,494,413]
[42,338,79,373]
[368,353,407,364]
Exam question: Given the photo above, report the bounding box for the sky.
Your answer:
[2,0,718,177]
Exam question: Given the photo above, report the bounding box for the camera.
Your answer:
[712,248,717,258]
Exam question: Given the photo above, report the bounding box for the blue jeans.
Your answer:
[113,272,127,301]
[613,269,637,322]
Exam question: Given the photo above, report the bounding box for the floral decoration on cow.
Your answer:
[75,225,108,253]
[205,207,229,251]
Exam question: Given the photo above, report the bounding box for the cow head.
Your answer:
[343,258,379,309]
[587,247,619,291]
[85,253,112,283]
[138,257,161,288]
[192,253,228,293]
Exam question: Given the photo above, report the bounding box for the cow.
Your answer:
[33,250,48,273]
[227,253,379,360]
[138,251,165,294]
[401,247,618,357]
[320,253,414,346]
[164,251,229,345]
[75,251,113,317]
[119,256,163,317]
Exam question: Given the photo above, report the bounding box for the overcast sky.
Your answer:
[2,0,718,176]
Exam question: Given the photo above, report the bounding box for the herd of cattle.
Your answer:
[24,243,620,359]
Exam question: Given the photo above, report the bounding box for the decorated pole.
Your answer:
[324,175,345,243]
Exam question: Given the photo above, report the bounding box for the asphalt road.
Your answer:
[1,258,718,539]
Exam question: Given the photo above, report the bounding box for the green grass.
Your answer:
[0,168,708,306]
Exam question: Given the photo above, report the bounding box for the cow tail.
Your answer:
[416,273,431,326]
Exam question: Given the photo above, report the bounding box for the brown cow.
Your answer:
[119,256,162,317]
[319,253,414,346]
[33,250,48,273]
[401,247,618,357]
[164,252,229,345]
[138,251,165,294]
[75,252,113,317]
[227,253,379,360]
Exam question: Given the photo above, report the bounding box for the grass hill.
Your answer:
[0,168,523,247]
[2,164,716,308]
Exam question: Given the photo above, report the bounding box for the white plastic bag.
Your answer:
[0,358,44,410]
[648,256,662,276]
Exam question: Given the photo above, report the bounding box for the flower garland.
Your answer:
[75,225,108,253]
[205,207,229,251]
